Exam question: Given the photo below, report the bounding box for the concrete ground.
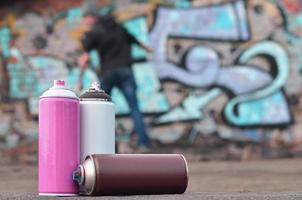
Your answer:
[1,158,302,199]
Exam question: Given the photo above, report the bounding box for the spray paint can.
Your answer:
[39,80,79,196]
[79,82,115,162]
[73,154,188,195]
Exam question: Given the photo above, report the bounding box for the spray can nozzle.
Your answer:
[88,82,103,92]
[73,165,84,185]
[54,80,65,87]
[80,82,112,101]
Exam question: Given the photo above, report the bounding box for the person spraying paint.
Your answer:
[78,7,153,152]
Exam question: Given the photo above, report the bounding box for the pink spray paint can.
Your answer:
[39,80,80,196]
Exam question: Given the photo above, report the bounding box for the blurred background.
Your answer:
[1,0,302,164]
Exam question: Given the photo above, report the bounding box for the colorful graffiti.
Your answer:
[1,0,302,159]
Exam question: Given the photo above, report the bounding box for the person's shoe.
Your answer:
[136,145,152,154]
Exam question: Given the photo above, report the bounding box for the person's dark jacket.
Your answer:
[81,16,140,75]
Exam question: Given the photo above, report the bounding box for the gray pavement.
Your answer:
[2,192,302,200]
[2,159,302,199]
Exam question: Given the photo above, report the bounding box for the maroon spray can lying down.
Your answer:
[73,154,188,196]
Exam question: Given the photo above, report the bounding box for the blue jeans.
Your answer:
[100,67,150,147]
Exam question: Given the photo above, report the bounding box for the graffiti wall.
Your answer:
[1,0,302,160]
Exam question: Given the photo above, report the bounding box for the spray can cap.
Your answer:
[53,80,65,87]
[40,80,78,99]
[79,82,112,102]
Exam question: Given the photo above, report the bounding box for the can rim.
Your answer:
[39,96,79,100]
[80,98,113,102]
[180,154,189,190]
[78,165,85,185]
[85,155,97,195]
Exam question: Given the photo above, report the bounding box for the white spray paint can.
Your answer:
[80,82,115,162]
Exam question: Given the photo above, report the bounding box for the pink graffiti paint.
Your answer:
[39,80,80,196]
[282,0,302,13]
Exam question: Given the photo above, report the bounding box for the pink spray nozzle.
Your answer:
[54,80,65,87]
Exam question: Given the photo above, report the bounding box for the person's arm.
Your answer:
[77,52,89,91]
[78,31,97,90]
[79,52,90,72]
[123,27,153,53]
[139,41,153,53]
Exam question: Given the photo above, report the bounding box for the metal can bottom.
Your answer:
[39,193,79,196]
